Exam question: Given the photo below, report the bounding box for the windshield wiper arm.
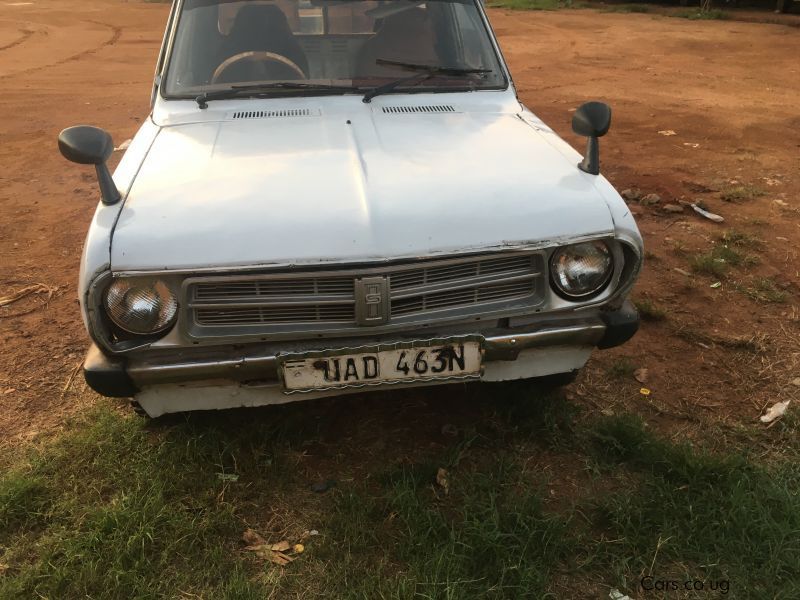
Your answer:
[196,82,357,109]
[362,60,491,103]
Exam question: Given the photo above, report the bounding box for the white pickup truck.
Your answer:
[59,0,643,417]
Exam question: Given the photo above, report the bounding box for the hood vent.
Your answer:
[381,105,456,115]
[231,108,318,120]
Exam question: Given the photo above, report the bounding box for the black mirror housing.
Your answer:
[59,126,114,165]
[571,102,612,176]
[572,102,611,138]
[58,126,121,205]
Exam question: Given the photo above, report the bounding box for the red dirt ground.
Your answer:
[1,0,798,446]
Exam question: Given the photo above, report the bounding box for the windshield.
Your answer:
[162,0,507,98]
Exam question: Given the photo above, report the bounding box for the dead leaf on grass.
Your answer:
[436,467,449,494]
[634,368,649,384]
[243,530,309,567]
[242,528,266,547]
[271,551,295,566]
[271,540,292,552]
[760,400,791,425]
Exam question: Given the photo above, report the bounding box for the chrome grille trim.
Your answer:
[183,252,546,339]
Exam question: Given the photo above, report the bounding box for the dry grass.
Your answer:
[671,323,769,353]
[719,184,765,202]
[737,278,789,304]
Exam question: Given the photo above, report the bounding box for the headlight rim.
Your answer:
[103,278,179,336]
[549,240,615,301]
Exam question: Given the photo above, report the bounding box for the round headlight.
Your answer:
[550,241,614,299]
[104,279,178,335]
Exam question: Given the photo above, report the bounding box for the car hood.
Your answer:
[111,109,615,271]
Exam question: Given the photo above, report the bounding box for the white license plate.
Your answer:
[279,338,483,393]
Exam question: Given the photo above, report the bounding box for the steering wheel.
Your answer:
[211,51,306,83]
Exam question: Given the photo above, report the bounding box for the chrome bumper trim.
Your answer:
[126,320,606,387]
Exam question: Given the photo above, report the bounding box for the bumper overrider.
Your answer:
[83,300,639,399]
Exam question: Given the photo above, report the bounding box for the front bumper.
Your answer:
[83,301,639,398]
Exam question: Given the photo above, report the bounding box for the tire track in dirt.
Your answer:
[65,19,122,61]
[0,27,33,51]
[0,19,121,78]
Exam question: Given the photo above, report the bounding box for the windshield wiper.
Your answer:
[362,59,491,103]
[196,82,357,109]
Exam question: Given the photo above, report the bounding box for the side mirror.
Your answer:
[58,126,121,205]
[571,102,612,176]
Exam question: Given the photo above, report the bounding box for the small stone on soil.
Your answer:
[621,188,642,202]
[662,203,684,213]
[640,193,661,206]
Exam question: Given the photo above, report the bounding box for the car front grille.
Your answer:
[184,252,546,339]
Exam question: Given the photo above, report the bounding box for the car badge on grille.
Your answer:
[355,276,389,326]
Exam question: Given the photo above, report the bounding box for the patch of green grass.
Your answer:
[689,250,730,278]
[714,244,746,266]
[689,243,756,278]
[675,8,729,20]
[720,184,765,202]
[321,458,572,597]
[606,357,637,379]
[720,228,764,249]
[584,416,800,596]
[2,402,799,598]
[634,298,667,322]
[0,474,49,531]
[713,230,762,267]
[739,277,789,304]
[0,408,295,598]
